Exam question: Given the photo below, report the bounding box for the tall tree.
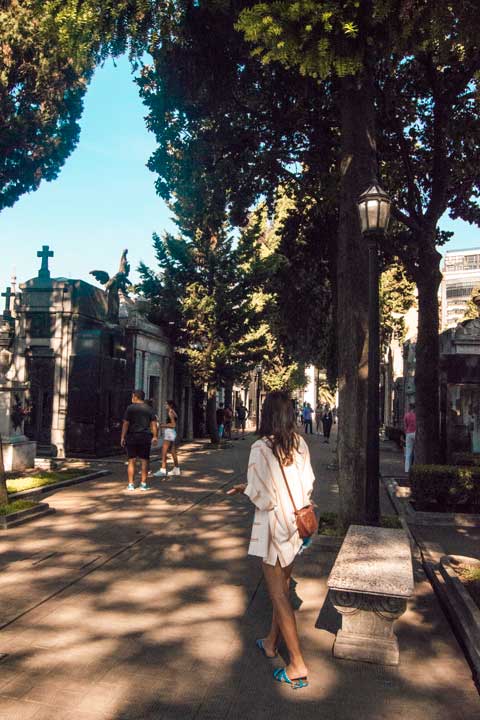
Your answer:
[238,1,389,524]
[237,0,480,518]
[138,222,268,442]
[0,0,165,210]
[377,34,480,462]
[137,0,338,434]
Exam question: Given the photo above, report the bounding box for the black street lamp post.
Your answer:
[357,182,392,524]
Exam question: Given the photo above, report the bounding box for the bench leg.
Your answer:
[331,591,407,666]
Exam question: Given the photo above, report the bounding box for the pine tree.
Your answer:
[138,221,268,442]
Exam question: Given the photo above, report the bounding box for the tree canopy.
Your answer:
[0,0,165,210]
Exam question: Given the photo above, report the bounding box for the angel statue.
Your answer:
[90,249,131,322]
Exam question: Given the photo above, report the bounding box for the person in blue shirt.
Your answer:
[303,403,313,434]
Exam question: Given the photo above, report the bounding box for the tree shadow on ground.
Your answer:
[0,435,478,719]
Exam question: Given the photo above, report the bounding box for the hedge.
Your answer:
[451,452,480,467]
[410,464,480,510]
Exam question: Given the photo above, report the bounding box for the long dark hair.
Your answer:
[258,391,299,465]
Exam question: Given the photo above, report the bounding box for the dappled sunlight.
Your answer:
[0,436,478,718]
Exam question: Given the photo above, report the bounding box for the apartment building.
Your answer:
[440,247,480,330]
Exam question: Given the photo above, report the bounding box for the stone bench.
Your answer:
[327,524,414,665]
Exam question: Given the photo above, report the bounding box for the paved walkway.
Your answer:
[0,431,478,719]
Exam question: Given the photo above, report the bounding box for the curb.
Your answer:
[9,469,111,502]
[0,502,54,529]
[383,478,480,528]
[428,555,480,689]
[381,477,480,691]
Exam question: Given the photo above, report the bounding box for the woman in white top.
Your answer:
[228,391,315,689]
[154,400,180,477]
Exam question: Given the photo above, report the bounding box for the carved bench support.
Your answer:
[331,590,407,665]
[327,526,414,667]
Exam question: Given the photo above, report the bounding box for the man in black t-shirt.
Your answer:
[121,389,158,491]
[236,401,249,437]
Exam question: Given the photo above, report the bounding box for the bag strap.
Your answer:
[276,456,298,515]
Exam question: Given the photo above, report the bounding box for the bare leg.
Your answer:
[262,565,292,656]
[171,443,179,467]
[128,458,136,486]
[140,459,149,484]
[262,561,308,679]
[161,441,169,469]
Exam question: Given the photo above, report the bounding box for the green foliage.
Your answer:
[451,452,480,467]
[6,468,85,494]
[411,464,480,510]
[0,1,166,210]
[138,222,268,389]
[380,261,416,351]
[138,0,339,383]
[237,1,366,79]
[317,510,401,536]
[0,499,38,515]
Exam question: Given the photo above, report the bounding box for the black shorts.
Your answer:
[126,434,152,460]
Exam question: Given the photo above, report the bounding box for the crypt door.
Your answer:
[24,354,55,444]
[148,376,160,413]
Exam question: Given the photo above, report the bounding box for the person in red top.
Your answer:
[403,403,416,473]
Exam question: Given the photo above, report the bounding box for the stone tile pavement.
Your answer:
[0,429,478,719]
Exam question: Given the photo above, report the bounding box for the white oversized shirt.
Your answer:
[245,436,315,567]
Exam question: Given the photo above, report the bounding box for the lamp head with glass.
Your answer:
[357,181,392,235]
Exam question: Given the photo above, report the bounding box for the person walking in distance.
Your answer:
[216,402,226,440]
[121,389,158,491]
[315,401,323,434]
[404,402,416,473]
[303,403,313,434]
[322,406,333,443]
[236,400,248,437]
[154,400,180,477]
[228,391,316,689]
[224,404,233,440]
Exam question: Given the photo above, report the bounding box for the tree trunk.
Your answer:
[414,238,442,464]
[0,436,8,506]
[224,381,233,410]
[336,73,378,530]
[206,386,219,444]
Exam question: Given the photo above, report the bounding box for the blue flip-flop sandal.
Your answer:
[273,667,309,689]
[256,638,277,659]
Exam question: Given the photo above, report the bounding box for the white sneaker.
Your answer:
[171,466,181,476]
[154,467,167,477]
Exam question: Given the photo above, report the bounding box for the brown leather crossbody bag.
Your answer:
[277,459,318,539]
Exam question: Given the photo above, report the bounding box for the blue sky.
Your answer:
[0,56,174,295]
[0,56,479,298]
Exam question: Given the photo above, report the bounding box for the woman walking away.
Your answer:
[322,406,333,443]
[228,391,316,689]
[154,400,180,477]
[315,402,323,434]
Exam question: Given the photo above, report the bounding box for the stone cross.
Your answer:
[37,245,54,279]
[1,287,12,317]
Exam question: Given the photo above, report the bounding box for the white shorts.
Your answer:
[164,428,177,442]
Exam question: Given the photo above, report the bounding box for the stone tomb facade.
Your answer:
[8,248,176,457]
[439,317,480,459]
